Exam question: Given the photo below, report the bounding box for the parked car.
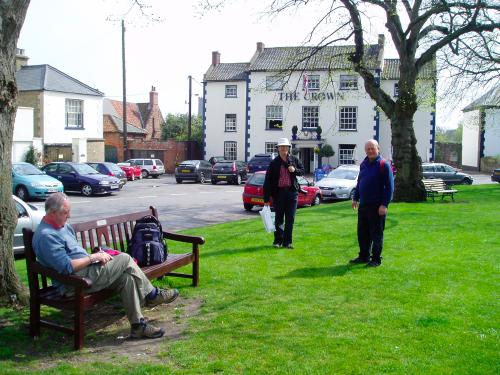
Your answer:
[422,163,473,185]
[12,162,64,201]
[42,162,121,196]
[211,160,248,185]
[315,165,360,200]
[247,153,277,174]
[492,168,500,183]
[242,171,321,211]
[86,162,127,188]
[175,160,213,183]
[208,156,227,166]
[13,195,44,256]
[117,162,142,181]
[125,158,165,178]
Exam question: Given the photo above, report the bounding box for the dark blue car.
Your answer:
[42,162,121,197]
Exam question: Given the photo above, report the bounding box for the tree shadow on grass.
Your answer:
[275,264,355,279]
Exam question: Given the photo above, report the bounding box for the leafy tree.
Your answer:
[24,145,37,165]
[319,144,335,163]
[161,113,203,146]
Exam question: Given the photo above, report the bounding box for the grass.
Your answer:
[1,184,499,374]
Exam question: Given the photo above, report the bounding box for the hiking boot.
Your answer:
[284,244,294,249]
[130,320,164,339]
[273,243,282,248]
[146,288,179,308]
[349,257,370,264]
[366,259,381,267]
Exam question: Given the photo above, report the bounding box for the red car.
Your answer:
[117,162,142,181]
[242,171,322,211]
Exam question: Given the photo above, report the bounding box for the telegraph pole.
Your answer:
[188,75,192,160]
[121,19,128,161]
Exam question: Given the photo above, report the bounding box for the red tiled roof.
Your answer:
[108,99,144,129]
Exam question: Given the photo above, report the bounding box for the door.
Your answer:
[57,163,79,192]
[300,148,313,174]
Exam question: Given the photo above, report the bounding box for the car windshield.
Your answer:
[74,163,100,174]
[247,173,266,186]
[216,162,234,167]
[326,169,358,180]
[179,160,197,166]
[13,163,43,175]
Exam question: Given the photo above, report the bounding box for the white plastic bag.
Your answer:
[259,205,276,233]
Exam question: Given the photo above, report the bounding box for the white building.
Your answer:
[16,64,104,163]
[203,37,436,173]
[461,85,500,171]
[12,106,43,163]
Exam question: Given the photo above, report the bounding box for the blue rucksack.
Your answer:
[129,215,167,266]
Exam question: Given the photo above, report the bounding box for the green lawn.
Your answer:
[1,184,499,374]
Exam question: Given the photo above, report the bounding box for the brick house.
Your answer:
[103,87,196,172]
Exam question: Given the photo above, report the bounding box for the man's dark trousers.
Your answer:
[357,204,386,261]
[273,189,298,246]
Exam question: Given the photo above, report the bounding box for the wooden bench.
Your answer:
[422,179,458,202]
[22,206,205,350]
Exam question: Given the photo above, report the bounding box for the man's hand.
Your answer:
[352,200,359,210]
[378,205,388,216]
[288,165,295,173]
[92,251,113,265]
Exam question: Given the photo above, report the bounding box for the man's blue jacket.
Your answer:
[353,155,394,207]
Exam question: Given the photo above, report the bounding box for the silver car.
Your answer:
[125,158,165,179]
[315,165,360,200]
[13,195,44,256]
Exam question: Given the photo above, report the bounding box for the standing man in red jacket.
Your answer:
[351,139,394,267]
[263,138,305,249]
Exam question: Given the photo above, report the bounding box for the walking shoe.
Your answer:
[284,244,294,249]
[349,257,370,264]
[273,243,282,248]
[130,320,164,339]
[146,288,179,307]
[366,259,381,267]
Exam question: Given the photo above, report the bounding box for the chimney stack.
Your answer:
[149,86,158,108]
[256,42,265,53]
[15,48,29,71]
[212,51,220,66]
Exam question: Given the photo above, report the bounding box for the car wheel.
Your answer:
[81,184,93,197]
[462,178,472,185]
[141,170,148,179]
[244,203,253,211]
[15,185,29,201]
[236,174,242,185]
[199,172,206,184]
[312,194,321,206]
[152,175,159,179]
[176,178,182,184]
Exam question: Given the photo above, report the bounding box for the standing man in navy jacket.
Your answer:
[351,139,394,267]
[263,138,304,249]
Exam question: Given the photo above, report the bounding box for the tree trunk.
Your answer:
[0,0,31,306]
[391,95,426,202]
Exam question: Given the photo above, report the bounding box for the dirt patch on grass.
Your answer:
[17,296,203,367]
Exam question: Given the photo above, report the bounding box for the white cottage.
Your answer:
[461,86,500,172]
[16,64,104,163]
[203,37,436,173]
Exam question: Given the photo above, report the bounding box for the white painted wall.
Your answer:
[205,72,434,167]
[484,108,500,157]
[12,106,38,162]
[462,110,480,167]
[204,81,247,160]
[42,91,103,144]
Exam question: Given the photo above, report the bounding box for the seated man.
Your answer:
[32,192,178,339]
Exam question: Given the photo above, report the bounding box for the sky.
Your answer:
[17,0,474,129]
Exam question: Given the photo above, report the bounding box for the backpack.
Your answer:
[129,215,167,267]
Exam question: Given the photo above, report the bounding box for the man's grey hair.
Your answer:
[365,139,380,149]
[45,192,68,214]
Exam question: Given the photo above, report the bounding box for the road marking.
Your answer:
[170,193,187,196]
[71,200,92,204]
[224,190,242,193]
[137,195,159,198]
[199,191,215,194]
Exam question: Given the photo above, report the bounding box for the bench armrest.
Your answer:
[29,261,93,289]
[163,231,205,245]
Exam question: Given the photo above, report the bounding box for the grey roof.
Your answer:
[107,115,147,134]
[381,59,436,80]
[204,63,249,81]
[249,44,381,71]
[463,85,500,112]
[16,65,103,96]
